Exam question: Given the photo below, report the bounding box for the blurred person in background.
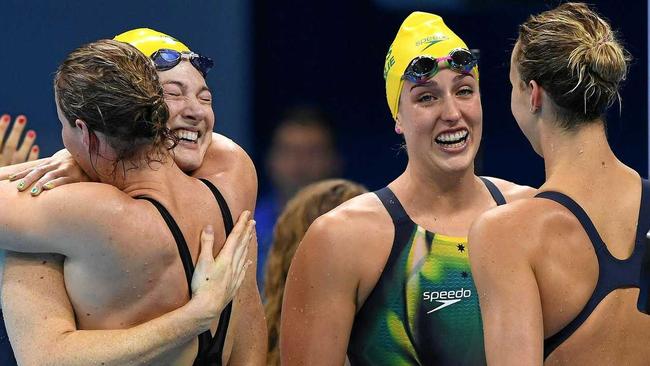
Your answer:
[256,105,341,289]
[263,179,367,366]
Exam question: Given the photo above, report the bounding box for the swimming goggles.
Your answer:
[402,48,477,83]
[150,49,214,76]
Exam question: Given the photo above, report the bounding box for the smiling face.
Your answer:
[158,61,215,172]
[397,67,482,176]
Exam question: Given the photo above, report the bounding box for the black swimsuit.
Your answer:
[537,178,650,359]
[137,178,234,366]
[0,179,234,366]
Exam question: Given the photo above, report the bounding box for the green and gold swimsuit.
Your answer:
[347,178,505,365]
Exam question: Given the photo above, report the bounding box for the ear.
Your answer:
[528,80,542,113]
[74,119,92,147]
[394,115,403,134]
[75,119,102,157]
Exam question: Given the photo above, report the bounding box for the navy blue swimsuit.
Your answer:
[537,178,650,359]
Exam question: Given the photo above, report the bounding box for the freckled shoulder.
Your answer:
[297,192,394,275]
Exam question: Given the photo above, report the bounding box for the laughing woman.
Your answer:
[281,12,533,365]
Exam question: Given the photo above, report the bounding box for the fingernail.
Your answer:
[204,225,214,234]
[16,181,25,191]
[32,146,39,152]
[27,130,35,138]
[16,116,26,124]
[1,114,9,123]
[43,182,54,190]
[8,174,16,181]
[30,187,40,196]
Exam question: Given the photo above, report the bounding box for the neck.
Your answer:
[539,120,621,187]
[393,160,483,213]
[95,153,184,197]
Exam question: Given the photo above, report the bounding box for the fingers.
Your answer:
[0,114,10,150]
[1,115,27,165]
[198,225,215,265]
[232,220,254,269]
[234,260,252,293]
[39,177,75,192]
[27,145,39,162]
[21,167,70,196]
[220,210,251,258]
[11,130,37,164]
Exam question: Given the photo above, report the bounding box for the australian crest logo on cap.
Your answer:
[416,34,449,51]
[384,46,395,80]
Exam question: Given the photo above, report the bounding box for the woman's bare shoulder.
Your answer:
[482,176,537,202]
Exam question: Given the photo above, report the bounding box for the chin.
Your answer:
[173,153,201,173]
[173,141,209,171]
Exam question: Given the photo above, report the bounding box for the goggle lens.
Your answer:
[151,49,214,76]
[403,49,477,83]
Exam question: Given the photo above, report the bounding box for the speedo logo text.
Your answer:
[423,288,472,313]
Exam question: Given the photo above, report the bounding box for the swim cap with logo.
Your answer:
[384,12,478,120]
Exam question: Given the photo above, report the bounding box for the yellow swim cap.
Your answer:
[113,28,190,57]
[384,12,478,120]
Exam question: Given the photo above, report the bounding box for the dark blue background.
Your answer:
[1,0,646,191]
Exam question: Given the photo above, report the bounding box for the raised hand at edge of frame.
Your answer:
[0,114,39,167]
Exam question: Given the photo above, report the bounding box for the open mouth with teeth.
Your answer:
[175,129,200,144]
[434,129,469,149]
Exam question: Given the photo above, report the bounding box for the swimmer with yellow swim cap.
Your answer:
[2,29,266,365]
[281,12,533,365]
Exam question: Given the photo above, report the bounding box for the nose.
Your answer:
[180,96,207,123]
[440,95,461,124]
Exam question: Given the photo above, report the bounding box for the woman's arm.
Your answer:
[280,215,360,366]
[2,217,253,366]
[468,207,544,366]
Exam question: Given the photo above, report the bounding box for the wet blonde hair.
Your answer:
[514,2,630,129]
[263,179,367,366]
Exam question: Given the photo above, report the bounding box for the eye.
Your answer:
[457,87,474,97]
[163,86,182,98]
[417,93,436,103]
[199,92,212,103]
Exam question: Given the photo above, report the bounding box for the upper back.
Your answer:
[504,171,650,364]
[40,175,229,330]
